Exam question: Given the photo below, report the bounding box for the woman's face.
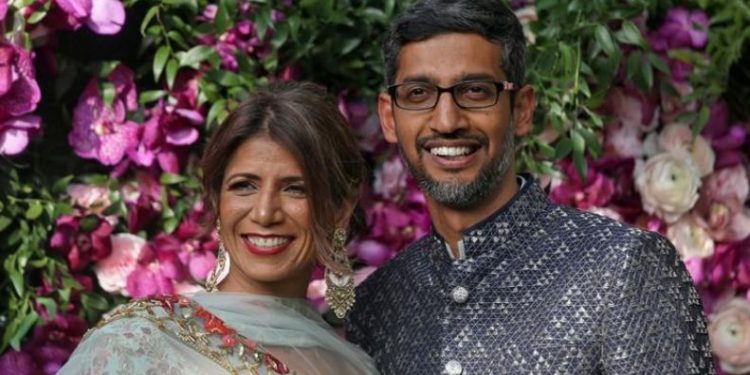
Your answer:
[217,135,316,297]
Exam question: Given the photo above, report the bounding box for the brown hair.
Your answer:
[201,81,366,272]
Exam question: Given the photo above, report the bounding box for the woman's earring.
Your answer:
[325,227,355,319]
[205,220,230,292]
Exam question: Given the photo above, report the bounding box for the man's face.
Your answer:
[379,33,530,209]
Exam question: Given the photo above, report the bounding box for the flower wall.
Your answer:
[1,0,749,373]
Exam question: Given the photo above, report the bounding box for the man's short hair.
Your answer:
[383,0,527,86]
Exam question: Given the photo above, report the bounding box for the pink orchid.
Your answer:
[0,0,7,20]
[126,72,203,174]
[353,239,393,267]
[0,40,42,155]
[197,17,267,71]
[66,183,111,214]
[126,240,186,298]
[50,214,113,271]
[95,233,145,296]
[48,0,125,35]
[69,64,139,166]
[120,171,162,232]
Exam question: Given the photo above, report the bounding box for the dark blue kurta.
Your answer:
[347,177,715,374]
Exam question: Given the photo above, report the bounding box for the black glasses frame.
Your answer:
[387,80,518,110]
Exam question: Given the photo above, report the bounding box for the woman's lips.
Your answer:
[241,235,292,256]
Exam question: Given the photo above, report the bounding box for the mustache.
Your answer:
[415,132,489,150]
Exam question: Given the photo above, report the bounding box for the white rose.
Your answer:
[634,150,701,223]
[658,123,715,177]
[666,215,714,259]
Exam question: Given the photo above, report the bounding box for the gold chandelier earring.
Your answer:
[325,227,355,319]
[205,220,230,292]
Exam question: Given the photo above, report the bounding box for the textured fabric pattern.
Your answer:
[347,177,715,375]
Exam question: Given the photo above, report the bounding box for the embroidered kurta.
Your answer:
[347,177,715,375]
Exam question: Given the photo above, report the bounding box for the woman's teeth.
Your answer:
[245,236,290,248]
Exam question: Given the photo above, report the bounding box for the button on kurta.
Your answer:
[444,360,463,375]
[451,286,469,304]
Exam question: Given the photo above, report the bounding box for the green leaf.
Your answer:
[214,0,232,34]
[166,59,179,89]
[36,297,58,320]
[141,6,159,36]
[153,46,170,81]
[179,45,215,68]
[27,1,51,24]
[206,99,227,127]
[163,217,179,234]
[647,53,670,74]
[81,293,111,312]
[340,38,362,55]
[79,215,100,233]
[160,173,187,185]
[693,106,711,135]
[615,21,646,47]
[25,201,43,220]
[554,138,573,160]
[570,130,586,154]
[594,25,616,57]
[140,90,167,105]
[0,216,11,232]
[10,311,38,350]
[572,151,588,182]
[100,81,116,108]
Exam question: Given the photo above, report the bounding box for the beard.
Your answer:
[399,124,515,210]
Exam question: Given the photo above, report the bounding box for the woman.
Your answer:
[59,81,378,374]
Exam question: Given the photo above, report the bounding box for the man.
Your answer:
[346,1,716,374]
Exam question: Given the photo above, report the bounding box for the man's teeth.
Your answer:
[246,236,290,248]
[430,146,472,157]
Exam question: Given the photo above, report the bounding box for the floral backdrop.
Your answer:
[1,0,749,373]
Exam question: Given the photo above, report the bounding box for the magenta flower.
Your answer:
[0,0,7,19]
[49,214,113,271]
[69,65,139,166]
[657,7,709,50]
[197,18,267,71]
[121,171,162,232]
[693,166,750,243]
[0,350,34,375]
[48,0,125,35]
[702,101,748,168]
[126,240,186,298]
[0,40,41,155]
[372,154,409,201]
[550,159,616,210]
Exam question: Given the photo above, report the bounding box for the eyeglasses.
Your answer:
[387,80,518,110]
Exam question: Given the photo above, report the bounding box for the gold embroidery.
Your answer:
[89,296,294,375]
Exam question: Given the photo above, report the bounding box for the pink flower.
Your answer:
[126,242,185,298]
[95,233,145,296]
[66,183,111,214]
[0,0,7,20]
[353,240,392,267]
[709,297,750,374]
[50,0,125,34]
[372,155,409,201]
[657,7,709,50]
[703,101,748,169]
[694,166,750,242]
[634,150,701,223]
[197,17,267,71]
[69,65,139,166]
[0,40,41,155]
[660,80,697,124]
[50,214,113,271]
[550,159,615,210]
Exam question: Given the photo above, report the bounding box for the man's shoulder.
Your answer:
[541,203,673,257]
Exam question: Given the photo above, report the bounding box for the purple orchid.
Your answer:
[0,313,87,375]
[550,159,616,211]
[69,64,139,166]
[0,0,8,20]
[48,0,125,35]
[657,7,709,50]
[50,214,113,272]
[0,40,42,155]
[702,100,748,168]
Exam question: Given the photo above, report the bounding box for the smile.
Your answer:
[242,235,292,256]
[429,146,473,157]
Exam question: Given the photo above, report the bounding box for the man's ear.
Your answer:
[378,92,398,144]
[512,85,536,137]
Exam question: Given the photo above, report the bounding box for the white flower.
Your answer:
[709,297,750,374]
[658,123,715,177]
[666,215,714,259]
[634,149,701,223]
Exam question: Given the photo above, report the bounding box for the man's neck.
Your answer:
[428,173,520,257]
